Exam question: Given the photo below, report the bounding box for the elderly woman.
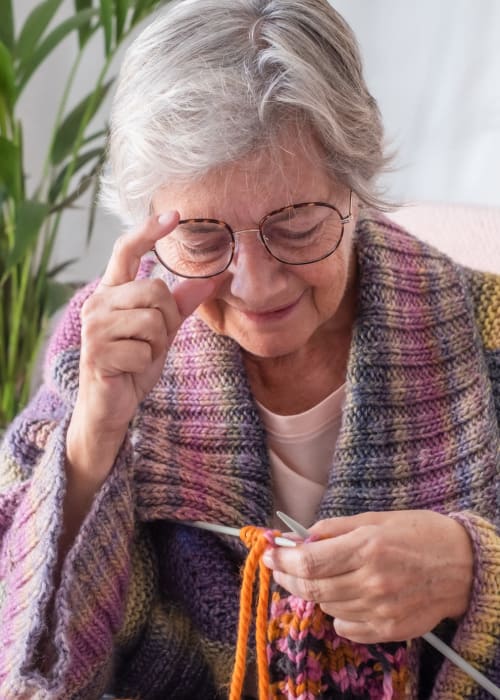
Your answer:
[1,0,499,698]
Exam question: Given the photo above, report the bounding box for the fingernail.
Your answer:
[158,211,177,227]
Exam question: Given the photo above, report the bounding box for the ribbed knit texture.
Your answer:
[0,216,499,699]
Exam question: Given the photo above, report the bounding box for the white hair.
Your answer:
[100,0,391,226]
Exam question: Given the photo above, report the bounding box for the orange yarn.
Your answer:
[228,526,280,700]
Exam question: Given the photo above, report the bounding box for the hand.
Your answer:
[67,211,214,480]
[262,510,474,644]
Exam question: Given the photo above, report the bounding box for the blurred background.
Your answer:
[15,0,500,282]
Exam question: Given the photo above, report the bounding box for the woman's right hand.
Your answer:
[66,211,214,484]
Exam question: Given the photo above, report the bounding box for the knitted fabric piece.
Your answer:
[0,216,499,699]
[267,594,408,699]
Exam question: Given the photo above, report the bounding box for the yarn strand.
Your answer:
[228,526,279,700]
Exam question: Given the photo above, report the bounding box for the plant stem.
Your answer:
[5,253,32,416]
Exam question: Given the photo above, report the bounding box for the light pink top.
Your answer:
[256,383,346,529]
[244,385,346,697]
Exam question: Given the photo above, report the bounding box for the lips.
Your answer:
[239,293,304,320]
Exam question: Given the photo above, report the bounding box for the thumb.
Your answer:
[309,514,369,538]
[172,277,216,319]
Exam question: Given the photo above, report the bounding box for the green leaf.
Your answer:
[49,147,103,202]
[0,182,7,210]
[74,0,93,48]
[100,0,113,56]
[0,136,20,199]
[82,127,108,146]
[16,0,66,63]
[17,8,98,92]
[47,258,78,278]
[0,40,15,109]
[6,200,49,269]
[0,0,14,50]
[131,0,160,26]
[46,279,75,315]
[51,79,112,165]
[115,0,129,40]
[49,167,98,214]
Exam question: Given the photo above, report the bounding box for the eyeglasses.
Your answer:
[153,190,353,279]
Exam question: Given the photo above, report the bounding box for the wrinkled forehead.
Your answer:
[152,128,344,224]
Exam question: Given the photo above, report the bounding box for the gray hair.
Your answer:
[100,0,391,226]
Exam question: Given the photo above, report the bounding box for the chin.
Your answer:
[196,304,315,358]
[229,328,309,359]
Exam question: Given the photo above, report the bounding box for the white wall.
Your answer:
[334,0,500,207]
[17,0,500,283]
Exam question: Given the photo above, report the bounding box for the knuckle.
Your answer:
[134,343,152,372]
[360,528,384,562]
[112,234,129,257]
[146,308,168,341]
[375,603,395,625]
[377,619,399,642]
[365,573,389,601]
[149,276,168,297]
[319,602,334,618]
[140,307,161,328]
[299,577,321,602]
[81,294,98,319]
[295,549,316,579]
[80,307,100,337]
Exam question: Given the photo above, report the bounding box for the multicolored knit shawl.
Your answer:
[0,216,499,700]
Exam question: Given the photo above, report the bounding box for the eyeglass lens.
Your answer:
[154,205,343,278]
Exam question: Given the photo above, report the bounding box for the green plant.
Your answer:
[0,0,167,429]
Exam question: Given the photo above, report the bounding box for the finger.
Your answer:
[95,339,154,376]
[333,617,412,644]
[171,277,216,319]
[100,211,179,287]
[90,278,181,337]
[102,263,216,321]
[272,568,359,605]
[319,601,368,621]
[308,512,385,539]
[263,531,363,579]
[90,308,169,361]
[333,619,382,644]
[90,276,214,343]
[92,278,170,311]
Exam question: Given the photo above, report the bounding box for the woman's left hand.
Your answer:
[262,510,474,643]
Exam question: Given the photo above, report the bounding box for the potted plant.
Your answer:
[0,0,168,430]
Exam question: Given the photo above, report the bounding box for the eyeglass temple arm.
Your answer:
[340,189,354,224]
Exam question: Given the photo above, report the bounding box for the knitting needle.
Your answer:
[276,511,500,699]
[182,520,297,547]
[276,511,310,539]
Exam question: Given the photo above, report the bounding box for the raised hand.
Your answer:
[262,509,474,644]
[66,212,214,484]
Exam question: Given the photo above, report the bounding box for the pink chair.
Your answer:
[389,202,500,274]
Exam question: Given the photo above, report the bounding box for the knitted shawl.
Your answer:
[0,216,499,699]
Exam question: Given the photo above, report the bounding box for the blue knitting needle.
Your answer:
[276,511,500,699]
[183,519,297,547]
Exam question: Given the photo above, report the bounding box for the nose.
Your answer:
[229,228,288,301]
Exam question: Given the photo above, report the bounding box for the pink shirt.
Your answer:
[244,385,346,697]
[256,383,346,529]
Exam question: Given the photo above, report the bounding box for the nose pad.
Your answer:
[229,229,286,301]
[232,228,262,255]
[231,228,273,268]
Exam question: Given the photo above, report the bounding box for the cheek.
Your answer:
[192,271,230,330]
[306,248,352,311]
